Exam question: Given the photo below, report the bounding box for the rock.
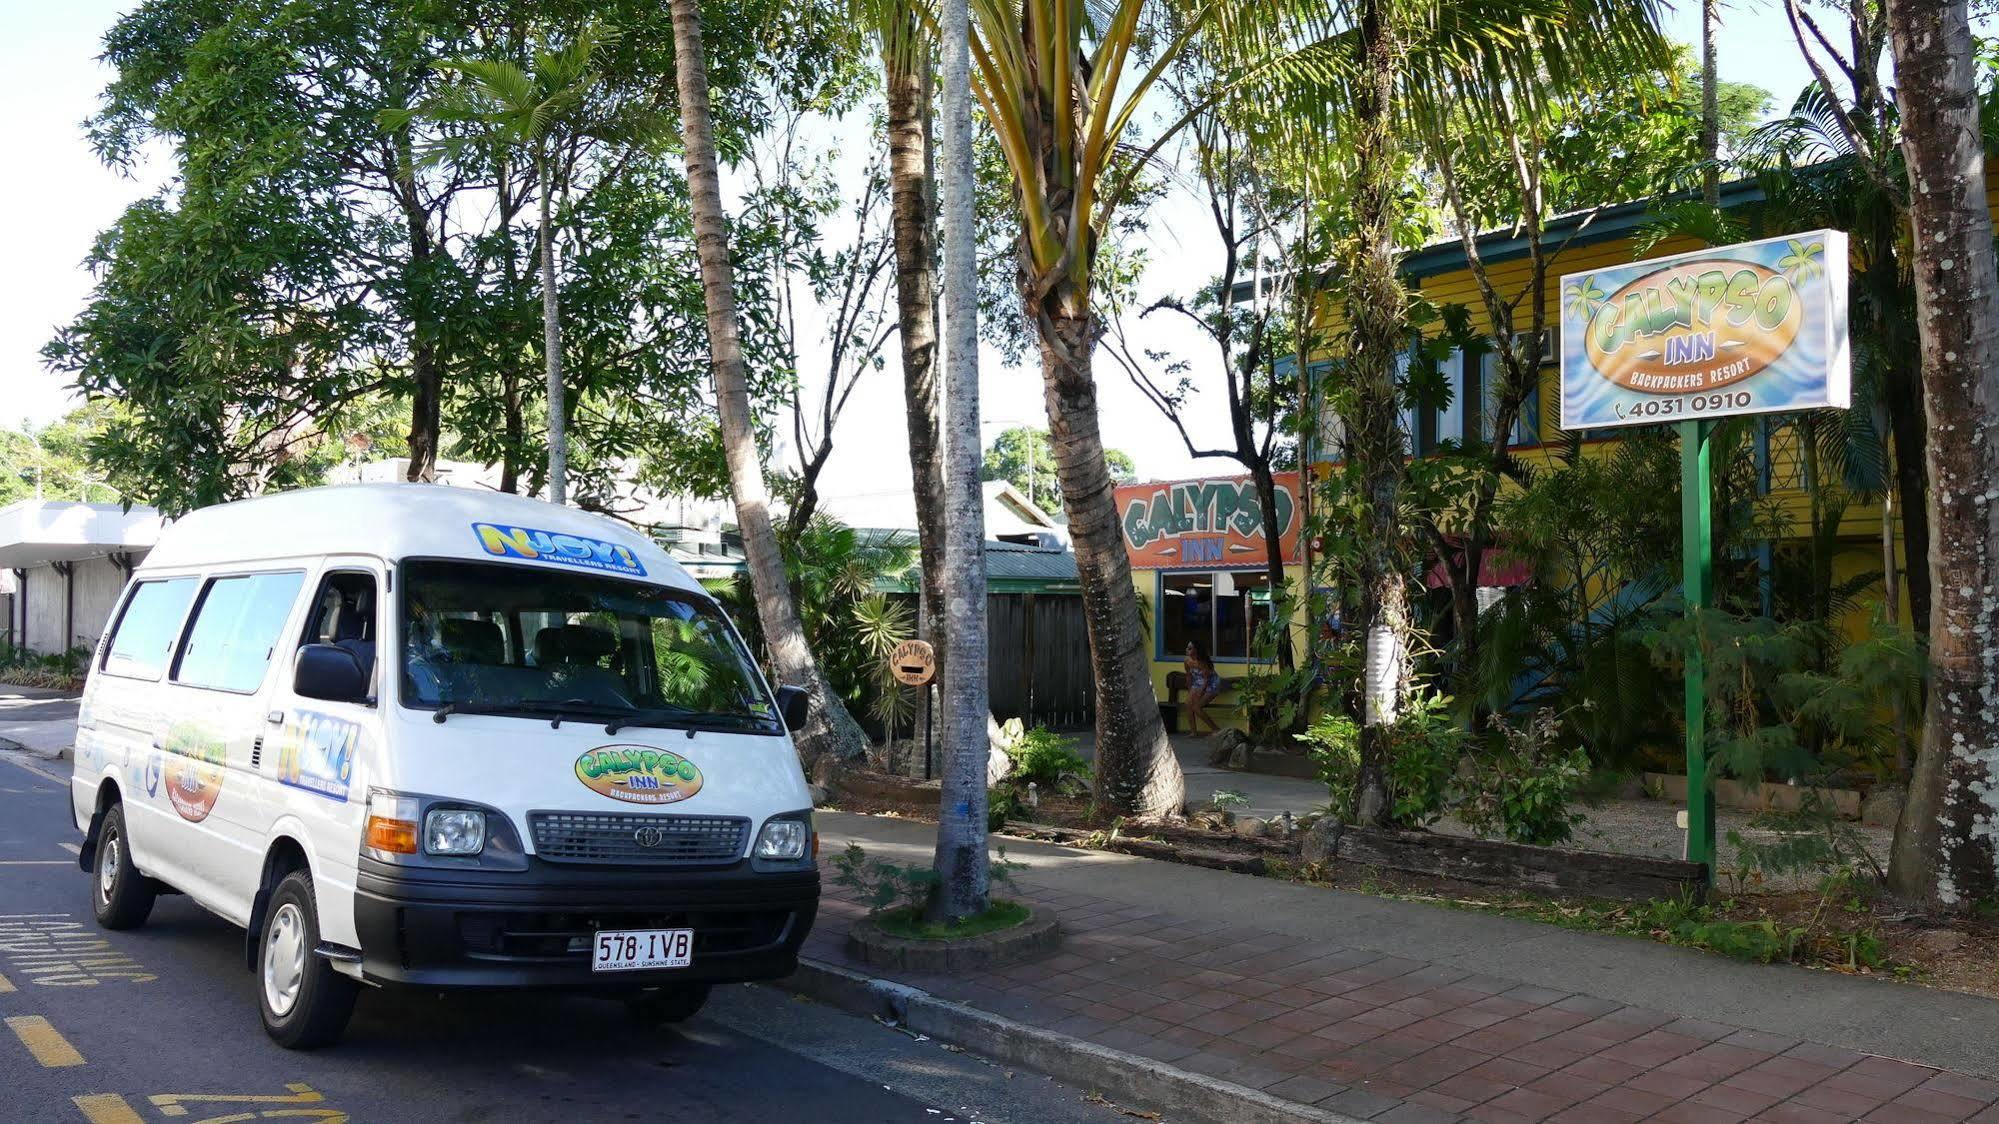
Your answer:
[1912,929,1967,957]
[1860,784,1905,828]
[1234,816,1268,838]
[1300,817,1344,865]
[1189,808,1232,832]
[987,744,1014,788]
[1208,728,1249,767]
[1226,743,1250,770]
[1269,811,1297,839]
[808,783,829,806]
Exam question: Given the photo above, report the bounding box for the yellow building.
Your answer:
[1131,181,1911,733]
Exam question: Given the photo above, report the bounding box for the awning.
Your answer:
[1423,542,1533,590]
[0,501,164,569]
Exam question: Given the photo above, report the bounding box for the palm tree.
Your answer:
[400,24,623,505]
[1882,0,1999,910]
[669,0,871,765]
[928,0,992,922]
[854,0,951,767]
[965,0,1664,820]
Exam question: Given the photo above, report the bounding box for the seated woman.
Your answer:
[1183,639,1222,734]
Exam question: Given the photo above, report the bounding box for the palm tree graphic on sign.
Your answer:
[1563,276,1607,321]
[1778,239,1825,284]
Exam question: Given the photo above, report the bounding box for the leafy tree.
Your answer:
[0,406,128,505]
[392,21,649,505]
[980,426,1132,513]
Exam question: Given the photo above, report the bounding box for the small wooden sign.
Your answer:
[888,639,936,686]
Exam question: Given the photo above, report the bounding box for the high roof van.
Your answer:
[68,484,819,1047]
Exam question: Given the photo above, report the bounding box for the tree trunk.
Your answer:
[540,166,567,505]
[886,32,950,745]
[1700,0,1720,206]
[1248,460,1295,674]
[407,338,441,483]
[1347,0,1413,827]
[669,0,868,765]
[1884,0,1999,909]
[929,0,990,920]
[1031,307,1186,820]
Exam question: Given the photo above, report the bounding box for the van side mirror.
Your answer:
[295,643,370,703]
[776,685,810,732]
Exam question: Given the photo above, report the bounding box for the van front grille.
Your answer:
[528,811,749,866]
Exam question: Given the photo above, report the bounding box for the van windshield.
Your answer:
[398,559,778,733]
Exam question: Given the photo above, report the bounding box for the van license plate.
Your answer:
[592,928,694,972]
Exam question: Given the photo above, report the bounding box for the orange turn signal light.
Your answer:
[366,815,419,854]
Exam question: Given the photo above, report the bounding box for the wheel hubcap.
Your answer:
[97,833,119,905]
[262,902,307,1017]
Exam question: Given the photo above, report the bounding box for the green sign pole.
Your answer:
[1679,419,1715,878]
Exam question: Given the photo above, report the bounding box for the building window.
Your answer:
[1160,570,1276,661]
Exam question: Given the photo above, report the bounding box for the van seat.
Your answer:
[535,625,617,667]
[439,618,505,665]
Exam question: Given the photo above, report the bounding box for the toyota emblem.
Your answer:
[633,825,666,848]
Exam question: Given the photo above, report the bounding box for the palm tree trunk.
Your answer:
[886,32,950,760]
[669,0,868,765]
[1700,0,1720,206]
[1347,0,1413,827]
[928,0,990,921]
[1031,302,1186,820]
[1883,0,1999,910]
[540,164,567,505]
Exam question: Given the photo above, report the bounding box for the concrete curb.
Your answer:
[779,958,1365,1124]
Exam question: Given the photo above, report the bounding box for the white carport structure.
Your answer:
[0,501,165,656]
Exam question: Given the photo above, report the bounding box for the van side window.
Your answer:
[174,572,307,693]
[101,578,199,680]
[302,571,378,685]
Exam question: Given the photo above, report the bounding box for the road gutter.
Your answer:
[777,958,1364,1124]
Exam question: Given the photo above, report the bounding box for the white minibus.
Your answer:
[69,484,819,1047]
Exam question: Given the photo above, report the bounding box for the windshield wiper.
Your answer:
[432,699,636,727]
[604,709,778,736]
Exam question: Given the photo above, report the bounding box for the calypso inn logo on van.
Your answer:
[473,522,647,576]
[575,745,704,805]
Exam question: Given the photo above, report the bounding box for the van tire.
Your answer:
[625,983,711,1025]
[92,804,156,930]
[257,871,358,1049]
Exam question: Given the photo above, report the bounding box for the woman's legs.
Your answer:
[1187,687,1217,733]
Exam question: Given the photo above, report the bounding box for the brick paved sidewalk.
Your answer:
[805,875,1999,1123]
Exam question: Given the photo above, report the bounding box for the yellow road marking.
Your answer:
[0,970,14,992]
[6,1014,86,1067]
[152,1084,326,1117]
[73,1094,147,1124]
[60,843,80,856]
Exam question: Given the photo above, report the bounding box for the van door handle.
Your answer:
[265,710,285,726]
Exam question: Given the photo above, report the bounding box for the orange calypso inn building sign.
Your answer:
[1116,472,1302,568]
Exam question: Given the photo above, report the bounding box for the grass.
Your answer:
[873,899,1030,941]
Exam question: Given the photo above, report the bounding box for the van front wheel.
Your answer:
[258,871,358,1049]
[92,804,156,930]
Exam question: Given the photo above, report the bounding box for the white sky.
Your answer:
[4,0,1830,499]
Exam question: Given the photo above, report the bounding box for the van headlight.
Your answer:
[753,817,809,861]
[424,808,487,856]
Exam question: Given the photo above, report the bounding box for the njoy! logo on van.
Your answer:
[473,522,646,576]
[575,746,704,805]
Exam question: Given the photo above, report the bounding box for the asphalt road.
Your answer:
[0,752,1116,1124]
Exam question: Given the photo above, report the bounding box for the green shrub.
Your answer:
[1004,724,1088,788]
[1297,692,1463,828]
[1457,708,1590,846]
